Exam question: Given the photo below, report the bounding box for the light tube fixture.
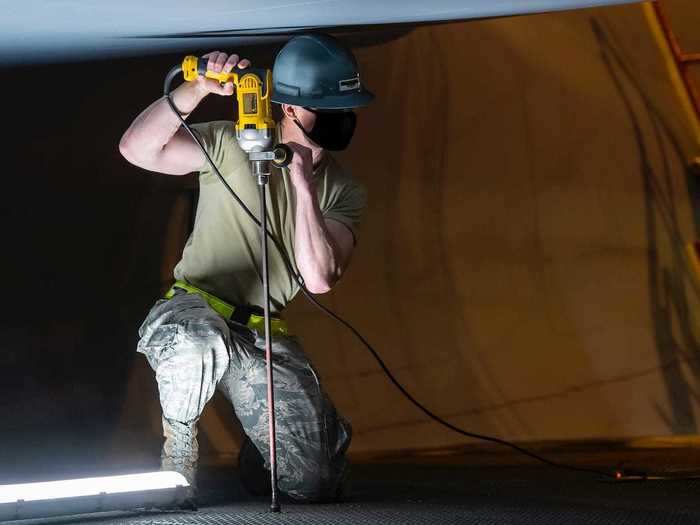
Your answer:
[0,471,189,521]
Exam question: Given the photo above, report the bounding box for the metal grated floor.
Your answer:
[10,464,700,525]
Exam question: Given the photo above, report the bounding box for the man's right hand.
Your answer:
[119,50,251,176]
[193,51,252,98]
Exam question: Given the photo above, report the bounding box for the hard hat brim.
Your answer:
[271,89,375,110]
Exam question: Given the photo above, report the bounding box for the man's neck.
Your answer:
[281,117,325,168]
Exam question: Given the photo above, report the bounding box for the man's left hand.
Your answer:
[285,141,314,190]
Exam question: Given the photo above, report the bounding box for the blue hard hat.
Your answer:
[271,34,374,110]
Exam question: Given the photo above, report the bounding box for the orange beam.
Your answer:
[653,1,700,119]
[679,53,700,63]
[653,2,684,60]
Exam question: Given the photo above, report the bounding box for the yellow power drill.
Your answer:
[181,55,292,175]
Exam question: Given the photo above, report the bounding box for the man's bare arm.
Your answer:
[294,187,355,293]
[118,52,249,175]
[285,142,356,294]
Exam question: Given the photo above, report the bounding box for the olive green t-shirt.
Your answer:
[172,120,367,313]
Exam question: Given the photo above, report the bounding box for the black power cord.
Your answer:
[163,66,618,481]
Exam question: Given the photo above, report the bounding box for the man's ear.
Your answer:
[282,104,297,120]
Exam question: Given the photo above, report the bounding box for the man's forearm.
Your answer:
[119,81,205,162]
[294,184,341,294]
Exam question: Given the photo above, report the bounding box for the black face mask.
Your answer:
[294,109,357,151]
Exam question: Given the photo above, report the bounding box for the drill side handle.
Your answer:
[181,55,239,84]
[197,57,240,84]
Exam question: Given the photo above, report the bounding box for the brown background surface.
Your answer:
[2,2,700,481]
[286,2,700,454]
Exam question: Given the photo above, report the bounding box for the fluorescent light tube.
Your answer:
[0,471,188,503]
[0,471,190,521]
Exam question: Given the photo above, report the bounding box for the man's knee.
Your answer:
[235,403,352,502]
[281,454,349,502]
[237,436,344,502]
[277,410,352,502]
[138,293,232,422]
[238,440,346,502]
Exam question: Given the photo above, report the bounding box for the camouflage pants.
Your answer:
[136,290,352,501]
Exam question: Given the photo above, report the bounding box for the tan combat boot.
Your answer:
[161,416,199,508]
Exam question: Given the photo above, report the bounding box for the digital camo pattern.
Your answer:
[161,415,199,493]
[218,328,352,501]
[137,293,232,424]
[137,291,351,502]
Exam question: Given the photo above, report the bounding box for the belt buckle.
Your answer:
[230,304,252,325]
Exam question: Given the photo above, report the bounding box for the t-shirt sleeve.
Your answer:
[188,120,243,175]
[322,174,368,244]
